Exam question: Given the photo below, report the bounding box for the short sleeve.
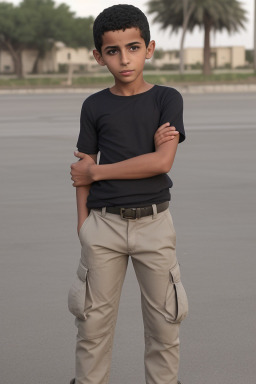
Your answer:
[76,99,99,154]
[159,89,185,143]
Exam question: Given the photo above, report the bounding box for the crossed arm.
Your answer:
[71,123,179,234]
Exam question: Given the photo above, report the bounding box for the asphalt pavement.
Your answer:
[0,91,256,384]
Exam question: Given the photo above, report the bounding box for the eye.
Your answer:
[130,46,139,51]
[107,49,118,55]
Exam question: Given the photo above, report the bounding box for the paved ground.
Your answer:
[0,91,256,384]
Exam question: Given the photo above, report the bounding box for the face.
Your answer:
[93,27,155,85]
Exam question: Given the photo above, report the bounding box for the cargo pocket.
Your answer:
[164,262,188,323]
[68,260,92,320]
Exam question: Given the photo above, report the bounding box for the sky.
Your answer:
[9,0,255,50]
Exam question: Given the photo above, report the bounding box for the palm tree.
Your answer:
[147,0,247,75]
[148,0,196,74]
[194,0,247,74]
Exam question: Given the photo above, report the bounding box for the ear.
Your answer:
[93,49,106,66]
[146,40,155,60]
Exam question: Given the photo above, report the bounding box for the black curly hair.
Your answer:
[93,4,150,53]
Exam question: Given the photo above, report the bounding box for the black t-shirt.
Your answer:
[77,85,185,209]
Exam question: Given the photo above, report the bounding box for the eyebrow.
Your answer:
[104,41,142,51]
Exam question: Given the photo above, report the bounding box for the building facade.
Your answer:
[0,45,246,74]
[153,46,245,69]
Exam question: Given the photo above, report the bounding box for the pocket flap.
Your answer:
[68,261,89,320]
[169,262,181,284]
[165,261,188,323]
[77,261,88,282]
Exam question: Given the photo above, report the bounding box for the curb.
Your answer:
[178,84,256,94]
[0,84,256,95]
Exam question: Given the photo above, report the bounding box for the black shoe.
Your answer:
[70,379,75,384]
[178,381,182,384]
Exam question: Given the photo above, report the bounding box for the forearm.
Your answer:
[91,137,179,182]
[76,185,91,226]
[91,153,162,181]
[71,138,179,187]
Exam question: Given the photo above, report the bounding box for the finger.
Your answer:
[157,136,175,145]
[158,126,177,134]
[155,126,176,138]
[157,127,178,136]
[74,151,85,159]
[161,130,179,137]
[155,132,178,144]
[156,122,170,132]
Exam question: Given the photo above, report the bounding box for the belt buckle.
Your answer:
[120,207,137,220]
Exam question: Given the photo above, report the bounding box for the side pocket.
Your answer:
[78,210,92,239]
[165,262,188,323]
[68,260,91,320]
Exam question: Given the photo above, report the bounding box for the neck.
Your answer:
[110,78,153,96]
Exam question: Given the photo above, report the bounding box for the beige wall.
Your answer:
[57,47,89,64]
[0,45,246,74]
[184,48,203,66]
[231,46,245,68]
[0,50,14,72]
[185,46,245,68]
[56,47,96,70]
[153,51,179,67]
[213,47,231,67]
[0,47,58,74]
[153,46,245,69]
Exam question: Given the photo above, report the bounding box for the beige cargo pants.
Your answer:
[68,206,188,384]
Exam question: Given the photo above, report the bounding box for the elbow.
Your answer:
[158,157,172,174]
[162,163,172,174]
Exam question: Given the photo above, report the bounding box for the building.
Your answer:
[0,48,57,74]
[152,46,246,69]
[0,45,246,75]
[0,44,96,75]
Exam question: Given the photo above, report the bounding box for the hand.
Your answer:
[154,123,179,151]
[70,151,95,187]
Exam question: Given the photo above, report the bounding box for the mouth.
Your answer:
[120,70,134,76]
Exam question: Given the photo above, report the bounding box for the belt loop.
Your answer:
[101,207,106,217]
[152,204,157,219]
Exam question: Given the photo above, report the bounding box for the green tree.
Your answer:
[0,0,94,77]
[71,16,94,49]
[147,0,247,75]
[19,0,76,74]
[0,2,31,77]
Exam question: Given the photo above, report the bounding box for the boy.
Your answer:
[68,4,188,384]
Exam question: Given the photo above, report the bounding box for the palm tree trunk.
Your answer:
[179,29,186,74]
[203,15,211,75]
[179,2,196,74]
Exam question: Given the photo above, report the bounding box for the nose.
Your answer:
[120,50,130,66]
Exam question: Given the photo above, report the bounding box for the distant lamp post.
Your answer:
[67,52,73,86]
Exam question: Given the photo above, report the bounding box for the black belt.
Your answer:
[95,201,169,220]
